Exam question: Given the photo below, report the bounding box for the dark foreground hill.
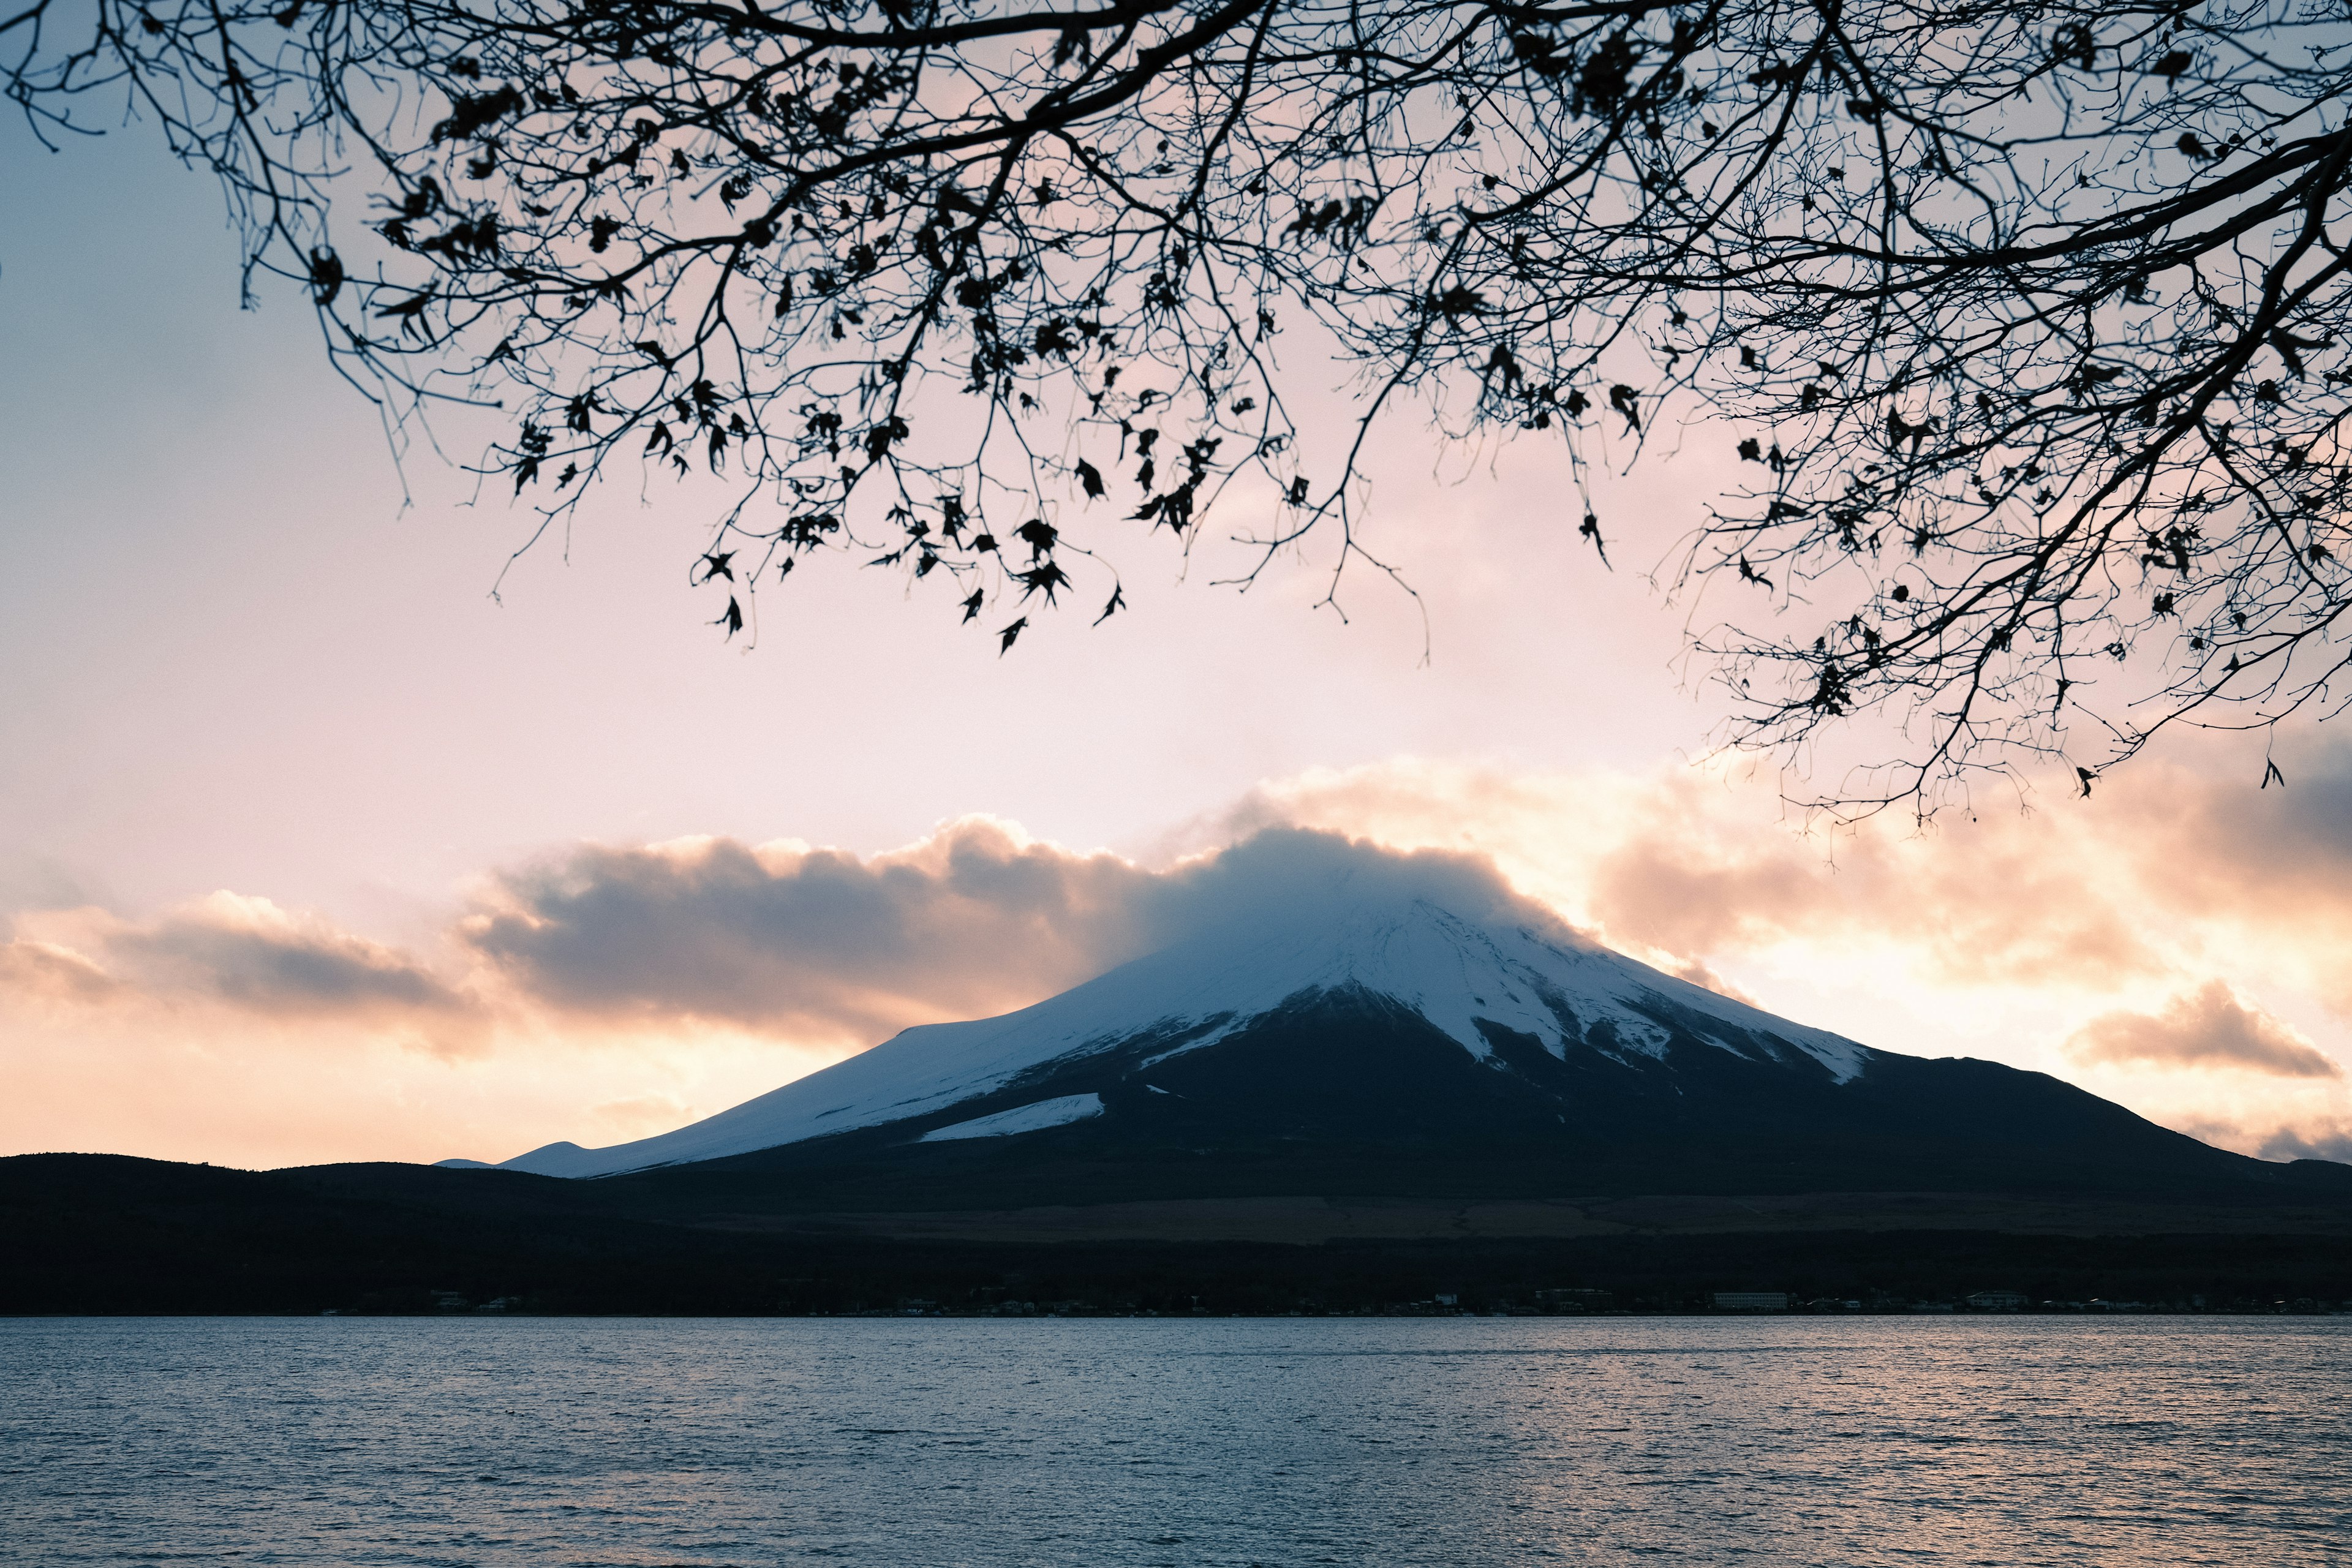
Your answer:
[7,1146,2350,1316]
[13,982,2351,1315]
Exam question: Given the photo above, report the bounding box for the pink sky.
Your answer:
[4,130,2347,1171]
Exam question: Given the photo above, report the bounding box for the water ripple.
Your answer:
[1,1317,2346,1566]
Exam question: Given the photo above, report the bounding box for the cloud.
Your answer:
[456,818,1164,1038]
[2258,1123,2352,1163]
[6,824,1548,1068]
[0,939,120,1004]
[1655,954,1757,1005]
[115,892,469,1018]
[2098,738,2352,1014]
[457,820,1547,1037]
[4,894,484,1058]
[2065,982,2342,1078]
[1223,740,2352,1015]
[1588,801,2168,992]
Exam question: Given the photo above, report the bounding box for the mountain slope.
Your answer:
[639,986,2343,1216]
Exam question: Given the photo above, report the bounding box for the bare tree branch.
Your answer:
[9,0,2352,812]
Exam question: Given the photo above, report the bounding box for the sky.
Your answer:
[4,123,2349,1172]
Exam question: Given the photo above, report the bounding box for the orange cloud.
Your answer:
[2066,982,2342,1079]
[4,894,485,1059]
[1580,793,2166,992]
[1229,741,2352,1012]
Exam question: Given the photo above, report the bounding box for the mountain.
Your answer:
[486,888,1866,1178]
[474,874,2339,1205]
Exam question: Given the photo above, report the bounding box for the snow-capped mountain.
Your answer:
[483,886,1877,1179]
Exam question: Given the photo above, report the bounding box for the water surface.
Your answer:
[4,1316,2346,1565]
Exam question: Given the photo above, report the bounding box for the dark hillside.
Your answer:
[7,1150,2349,1316]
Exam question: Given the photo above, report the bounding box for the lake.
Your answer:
[3,1316,2346,1565]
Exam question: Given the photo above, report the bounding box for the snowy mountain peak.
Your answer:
[492,880,1872,1178]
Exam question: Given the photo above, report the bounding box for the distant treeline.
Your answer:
[6,1155,2348,1317]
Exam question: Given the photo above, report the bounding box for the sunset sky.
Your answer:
[5,126,2348,1173]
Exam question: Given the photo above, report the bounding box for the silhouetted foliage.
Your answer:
[8,0,2352,807]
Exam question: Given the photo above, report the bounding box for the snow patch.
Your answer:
[918,1093,1105,1143]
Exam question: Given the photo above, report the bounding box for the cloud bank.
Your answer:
[7,744,2350,1168]
[458,821,1553,1035]
[3,892,483,1060]
[116,892,470,1019]
[458,821,1162,1037]
[1223,739,2352,1020]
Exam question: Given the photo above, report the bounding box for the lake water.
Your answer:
[2,1316,2346,1566]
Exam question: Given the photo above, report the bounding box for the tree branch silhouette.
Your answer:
[10,0,2352,811]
